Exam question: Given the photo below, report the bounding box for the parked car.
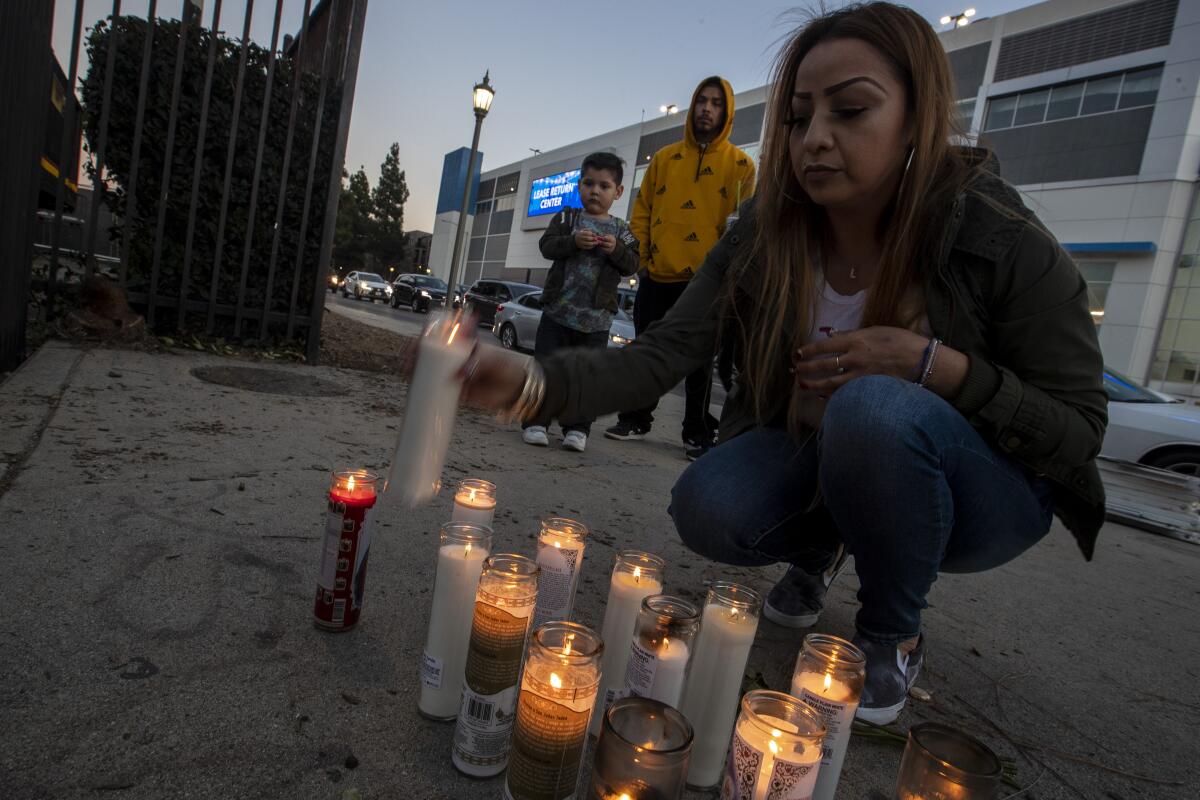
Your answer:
[492,291,636,351]
[1102,367,1200,474]
[341,271,392,302]
[391,273,449,313]
[464,279,540,327]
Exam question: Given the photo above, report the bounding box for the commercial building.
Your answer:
[431,0,1200,393]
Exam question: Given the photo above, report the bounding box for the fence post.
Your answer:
[0,1,54,372]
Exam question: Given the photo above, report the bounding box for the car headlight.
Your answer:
[611,334,632,346]
[418,289,431,298]
[385,285,393,293]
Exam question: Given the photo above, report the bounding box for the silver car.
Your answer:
[492,291,636,350]
[1103,367,1200,474]
[341,271,393,303]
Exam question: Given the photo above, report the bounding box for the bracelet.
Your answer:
[919,338,942,387]
[502,360,546,423]
[914,338,935,383]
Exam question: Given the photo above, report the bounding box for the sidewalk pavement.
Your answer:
[0,341,1196,799]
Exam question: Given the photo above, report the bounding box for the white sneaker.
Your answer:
[522,426,549,446]
[562,431,587,452]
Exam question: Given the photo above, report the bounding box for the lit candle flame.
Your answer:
[562,633,575,656]
[661,636,670,653]
[347,474,356,492]
[633,565,641,583]
[447,321,461,346]
[554,540,561,549]
[550,672,562,689]
[823,672,832,692]
[769,739,780,755]
[464,542,472,558]
[619,794,632,800]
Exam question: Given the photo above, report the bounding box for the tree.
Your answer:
[333,166,373,270]
[372,143,409,268]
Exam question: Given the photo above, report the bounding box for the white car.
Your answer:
[1103,368,1200,475]
[492,291,636,350]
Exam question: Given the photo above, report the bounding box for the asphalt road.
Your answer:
[324,292,728,408]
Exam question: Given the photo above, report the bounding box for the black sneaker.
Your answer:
[685,444,710,461]
[763,546,850,628]
[853,633,925,725]
[605,420,649,440]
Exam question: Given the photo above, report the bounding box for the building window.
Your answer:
[983,66,1162,132]
[1151,191,1200,390]
[955,98,976,132]
[1077,261,1115,325]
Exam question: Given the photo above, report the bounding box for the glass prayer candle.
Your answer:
[452,478,497,527]
[587,696,694,800]
[624,595,700,710]
[385,310,473,506]
[531,517,589,629]
[313,469,379,631]
[418,522,493,720]
[453,553,540,777]
[722,690,827,800]
[893,723,1002,800]
[789,633,866,800]
[679,582,763,789]
[591,550,667,737]
[504,621,603,800]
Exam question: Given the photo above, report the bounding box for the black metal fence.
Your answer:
[2,0,367,370]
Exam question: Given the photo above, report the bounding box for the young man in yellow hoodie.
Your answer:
[604,76,756,458]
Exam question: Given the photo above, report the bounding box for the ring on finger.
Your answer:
[835,353,846,374]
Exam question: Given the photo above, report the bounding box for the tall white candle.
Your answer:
[679,582,762,789]
[531,517,588,629]
[452,478,497,527]
[591,551,665,736]
[789,634,866,800]
[418,523,492,720]
[386,312,472,506]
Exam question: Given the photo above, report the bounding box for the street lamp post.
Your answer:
[939,7,976,27]
[446,71,495,308]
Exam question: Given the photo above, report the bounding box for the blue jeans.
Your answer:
[525,315,609,435]
[669,376,1055,644]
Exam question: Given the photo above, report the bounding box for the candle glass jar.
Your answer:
[452,478,497,527]
[894,723,1002,800]
[531,517,589,629]
[587,696,694,800]
[722,690,826,800]
[453,553,540,777]
[680,581,763,789]
[624,595,700,710]
[313,469,379,631]
[788,633,866,800]
[592,550,667,736]
[504,621,603,800]
[418,522,493,720]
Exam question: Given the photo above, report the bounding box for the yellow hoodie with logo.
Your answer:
[630,77,756,283]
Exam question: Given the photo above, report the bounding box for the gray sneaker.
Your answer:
[763,546,849,628]
[853,633,925,725]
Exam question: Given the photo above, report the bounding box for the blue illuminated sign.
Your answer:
[527,169,582,217]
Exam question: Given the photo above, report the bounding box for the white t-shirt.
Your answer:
[806,278,867,345]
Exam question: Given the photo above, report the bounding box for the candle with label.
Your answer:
[587,697,694,800]
[789,633,866,800]
[504,622,603,800]
[722,690,826,800]
[452,478,497,527]
[893,723,1001,800]
[386,310,473,506]
[531,517,589,629]
[453,553,540,777]
[624,595,700,711]
[418,522,492,720]
[313,470,379,631]
[679,582,762,789]
[591,551,666,736]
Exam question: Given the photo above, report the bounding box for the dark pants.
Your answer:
[524,315,609,436]
[618,276,718,442]
[669,376,1055,643]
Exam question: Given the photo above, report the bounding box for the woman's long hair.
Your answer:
[728,2,974,433]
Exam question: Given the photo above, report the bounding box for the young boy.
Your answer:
[522,152,639,452]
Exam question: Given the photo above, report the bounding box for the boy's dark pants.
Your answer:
[618,275,718,442]
[524,315,609,436]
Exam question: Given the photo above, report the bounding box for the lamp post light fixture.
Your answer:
[659,103,678,115]
[940,7,976,27]
[447,70,495,308]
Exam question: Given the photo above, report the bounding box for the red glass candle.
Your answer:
[313,470,379,631]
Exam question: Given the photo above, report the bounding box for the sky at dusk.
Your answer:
[52,0,1040,233]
